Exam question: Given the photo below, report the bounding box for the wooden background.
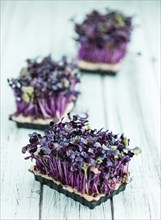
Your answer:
[1,1,160,220]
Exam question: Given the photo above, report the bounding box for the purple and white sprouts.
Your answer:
[22,114,141,196]
[8,56,80,119]
[74,9,133,63]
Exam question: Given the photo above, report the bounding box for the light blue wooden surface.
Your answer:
[1,1,160,220]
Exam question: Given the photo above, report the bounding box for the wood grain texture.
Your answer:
[1,1,160,220]
[40,74,112,220]
[139,0,160,84]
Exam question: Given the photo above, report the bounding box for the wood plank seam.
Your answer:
[101,74,114,220]
[39,184,44,219]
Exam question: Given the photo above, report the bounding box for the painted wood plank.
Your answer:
[100,3,160,220]
[102,3,160,217]
[1,1,52,219]
[103,60,160,219]
[40,2,112,219]
[138,1,160,60]
[41,74,112,220]
[138,0,160,97]
[127,3,160,154]
[1,128,41,220]
[132,2,160,91]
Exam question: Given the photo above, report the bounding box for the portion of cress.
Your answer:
[74,9,133,64]
[22,114,141,197]
[8,56,80,120]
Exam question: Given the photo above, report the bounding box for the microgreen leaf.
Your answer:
[132,147,142,155]
[123,137,129,147]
